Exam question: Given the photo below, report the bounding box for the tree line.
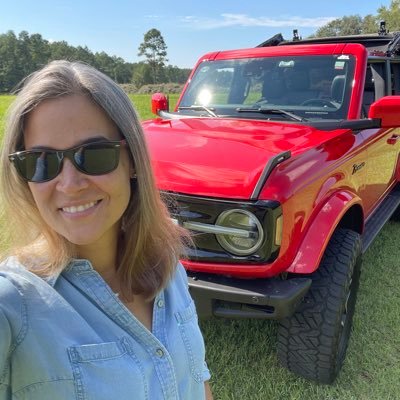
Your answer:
[1,1,399,93]
[0,30,191,93]
[312,0,400,37]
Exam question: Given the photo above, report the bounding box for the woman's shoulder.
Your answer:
[0,256,36,283]
[0,257,33,302]
[0,256,53,300]
[0,256,62,334]
[164,262,194,308]
[0,258,29,334]
[170,262,189,289]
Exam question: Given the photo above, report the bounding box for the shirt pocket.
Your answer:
[175,300,206,383]
[67,338,148,400]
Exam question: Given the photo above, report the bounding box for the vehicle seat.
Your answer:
[284,68,319,104]
[362,68,375,117]
[261,74,287,104]
[331,75,346,103]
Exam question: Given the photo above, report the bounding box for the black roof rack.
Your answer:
[257,24,400,57]
[278,33,398,52]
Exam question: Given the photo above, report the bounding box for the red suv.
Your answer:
[142,27,400,383]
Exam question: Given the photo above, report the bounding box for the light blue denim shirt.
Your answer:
[0,257,210,399]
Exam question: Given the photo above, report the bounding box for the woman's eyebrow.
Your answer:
[27,135,112,151]
[79,136,112,145]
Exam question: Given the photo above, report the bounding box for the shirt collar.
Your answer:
[43,258,94,287]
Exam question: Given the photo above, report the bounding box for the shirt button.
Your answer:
[156,348,164,358]
[157,299,164,308]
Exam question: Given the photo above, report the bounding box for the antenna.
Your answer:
[293,30,300,41]
[379,20,388,36]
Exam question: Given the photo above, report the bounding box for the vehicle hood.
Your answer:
[143,117,342,199]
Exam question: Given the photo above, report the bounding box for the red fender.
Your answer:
[286,191,363,274]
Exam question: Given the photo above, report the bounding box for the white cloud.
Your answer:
[180,14,336,30]
[145,15,162,20]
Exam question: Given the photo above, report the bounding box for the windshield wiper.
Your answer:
[236,107,305,122]
[178,105,218,117]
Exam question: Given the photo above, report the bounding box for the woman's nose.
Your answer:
[55,158,89,193]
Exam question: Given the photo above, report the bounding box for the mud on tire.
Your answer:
[277,228,362,384]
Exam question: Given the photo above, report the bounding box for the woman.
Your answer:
[0,60,212,399]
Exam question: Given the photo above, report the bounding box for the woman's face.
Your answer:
[23,94,132,253]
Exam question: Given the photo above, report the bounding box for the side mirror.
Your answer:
[368,96,400,127]
[151,93,169,115]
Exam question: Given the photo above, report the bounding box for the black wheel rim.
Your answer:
[337,258,361,365]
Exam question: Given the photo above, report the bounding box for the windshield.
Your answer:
[179,55,355,121]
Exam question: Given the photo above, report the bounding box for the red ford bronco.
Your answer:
[142,23,400,383]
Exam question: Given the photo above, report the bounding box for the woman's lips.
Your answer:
[61,200,100,214]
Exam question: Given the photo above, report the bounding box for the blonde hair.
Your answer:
[0,60,186,299]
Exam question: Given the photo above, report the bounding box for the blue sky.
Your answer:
[0,1,391,68]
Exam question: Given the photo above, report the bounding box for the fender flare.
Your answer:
[286,191,363,274]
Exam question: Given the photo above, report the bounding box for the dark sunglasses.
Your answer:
[9,140,126,183]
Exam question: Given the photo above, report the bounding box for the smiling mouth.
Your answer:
[61,201,99,214]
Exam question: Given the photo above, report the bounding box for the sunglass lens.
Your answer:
[75,145,119,175]
[22,152,59,182]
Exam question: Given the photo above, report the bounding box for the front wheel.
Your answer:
[277,228,362,384]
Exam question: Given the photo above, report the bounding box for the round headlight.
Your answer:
[215,209,264,256]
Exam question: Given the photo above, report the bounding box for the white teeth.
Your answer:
[62,201,97,214]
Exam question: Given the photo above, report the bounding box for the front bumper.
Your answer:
[188,272,311,319]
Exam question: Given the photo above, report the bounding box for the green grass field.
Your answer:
[0,94,179,125]
[1,94,400,399]
[0,95,14,134]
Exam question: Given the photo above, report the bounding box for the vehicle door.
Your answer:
[360,60,400,216]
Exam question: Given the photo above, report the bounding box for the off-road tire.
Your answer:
[390,205,400,221]
[277,228,362,384]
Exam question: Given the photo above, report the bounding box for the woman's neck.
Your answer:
[76,236,119,277]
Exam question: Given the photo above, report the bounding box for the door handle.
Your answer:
[387,135,400,145]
